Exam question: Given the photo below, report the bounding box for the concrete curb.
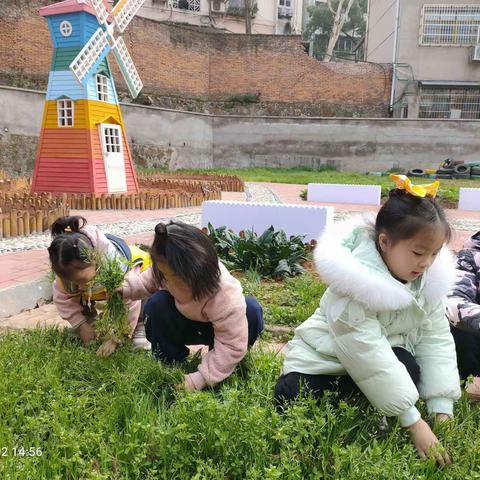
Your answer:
[0,278,53,319]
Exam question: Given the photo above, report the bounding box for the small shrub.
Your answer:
[207,224,310,279]
[299,188,307,201]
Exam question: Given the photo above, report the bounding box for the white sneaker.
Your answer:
[132,321,151,351]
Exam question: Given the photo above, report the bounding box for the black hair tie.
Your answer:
[155,223,167,237]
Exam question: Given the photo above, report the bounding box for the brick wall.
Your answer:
[0,4,391,115]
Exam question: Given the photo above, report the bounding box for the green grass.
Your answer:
[141,166,480,205]
[240,269,326,327]
[1,328,480,478]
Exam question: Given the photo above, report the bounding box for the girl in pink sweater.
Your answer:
[121,221,264,391]
[48,216,150,356]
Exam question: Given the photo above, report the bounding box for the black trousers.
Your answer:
[275,346,420,406]
[450,324,480,381]
[144,290,264,364]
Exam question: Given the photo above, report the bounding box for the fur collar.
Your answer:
[314,215,457,311]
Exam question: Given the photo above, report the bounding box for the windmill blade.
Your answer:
[112,0,147,33]
[70,27,111,84]
[89,0,110,25]
[112,36,143,98]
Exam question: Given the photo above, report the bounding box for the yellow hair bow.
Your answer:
[390,174,440,198]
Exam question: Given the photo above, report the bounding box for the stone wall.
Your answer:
[2,86,480,177]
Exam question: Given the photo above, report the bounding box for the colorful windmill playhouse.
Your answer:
[32,0,147,194]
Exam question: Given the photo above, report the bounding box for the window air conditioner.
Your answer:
[211,0,226,13]
[470,44,480,62]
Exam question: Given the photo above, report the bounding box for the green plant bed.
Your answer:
[0,328,479,478]
[207,224,312,279]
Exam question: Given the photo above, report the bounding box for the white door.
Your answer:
[99,123,127,193]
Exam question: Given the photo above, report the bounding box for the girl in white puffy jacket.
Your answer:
[275,176,461,465]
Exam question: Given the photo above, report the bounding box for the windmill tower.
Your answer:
[32,0,146,195]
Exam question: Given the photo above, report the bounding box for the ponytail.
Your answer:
[51,216,87,236]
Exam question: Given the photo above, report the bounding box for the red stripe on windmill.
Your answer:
[32,0,148,195]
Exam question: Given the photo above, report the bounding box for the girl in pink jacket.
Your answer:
[121,221,264,391]
[48,216,150,356]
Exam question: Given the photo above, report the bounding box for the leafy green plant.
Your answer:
[207,224,310,279]
[86,251,132,342]
[299,188,307,201]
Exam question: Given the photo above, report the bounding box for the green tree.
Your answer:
[304,0,367,61]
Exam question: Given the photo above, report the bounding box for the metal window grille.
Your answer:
[57,99,74,127]
[420,5,480,46]
[419,87,480,119]
[172,0,200,11]
[96,74,109,102]
[103,127,121,153]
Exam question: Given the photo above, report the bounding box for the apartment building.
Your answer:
[365,0,480,118]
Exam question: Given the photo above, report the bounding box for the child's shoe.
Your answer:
[132,321,151,351]
[465,376,480,401]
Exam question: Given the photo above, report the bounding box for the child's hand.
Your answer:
[408,418,452,466]
[435,413,452,424]
[175,376,196,393]
[79,322,97,345]
[96,339,119,357]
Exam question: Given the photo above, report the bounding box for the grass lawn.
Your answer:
[1,270,480,479]
[142,167,480,206]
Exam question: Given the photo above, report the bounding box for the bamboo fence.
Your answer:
[0,171,234,239]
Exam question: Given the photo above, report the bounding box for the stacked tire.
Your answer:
[472,166,480,180]
[452,164,471,180]
[435,158,463,179]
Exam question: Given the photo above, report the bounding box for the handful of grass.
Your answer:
[86,250,132,343]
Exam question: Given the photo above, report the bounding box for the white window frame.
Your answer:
[59,20,73,37]
[96,74,109,102]
[57,99,74,127]
[100,125,122,154]
[420,4,480,46]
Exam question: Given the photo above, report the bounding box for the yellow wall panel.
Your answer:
[42,100,124,129]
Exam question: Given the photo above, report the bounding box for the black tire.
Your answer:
[471,167,480,175]
[452,173,470,180]
[436,174,452,179]
[471,174,480,180]
[442,158,455,169]
[436,168,453,175]
[453,164,471,175]
[408,168,426,177]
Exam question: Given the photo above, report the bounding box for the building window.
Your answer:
[419,87,480,119]
[103,126,122,153]
[420,5,480,46]
[172,0,200,11]
[57,99,74,127]
[279,0,292,7]
[96,74,109,102]
[59,20,72,37]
